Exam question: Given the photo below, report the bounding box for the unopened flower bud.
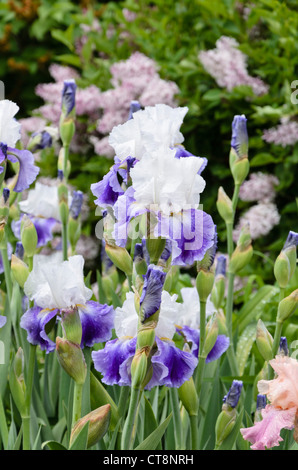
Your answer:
[229,224,253,274]
[60,79,76,147]
[58,182,69,225]
[61,307,82,345]
[256,319,273,361]
[56,337,86,384]
[105,242,133,275]
[131,350,148,389]
[146,237,166,264]
[223,380,243,409]
[229,115,249,185]
[254,394,267,423]
[178,377,199,417]
[196,269,215,303]
[133,243,148,276]
[11,254,29,288]
[70,404,111,448]
[215,406,237,448]
[9,348,26,416]
[21,215,38,257]
[274,231,298,288]
[203,314,219,356]
[277,289,298,323]
[58,148,71,178]
[216,187,233,224]
[279,336,289,356]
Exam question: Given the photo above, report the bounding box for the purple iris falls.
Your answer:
[0,144,39,192]
[139,265,167,321]
[177,325,230,362]
[92,335,198,390]
[156,208,216,266]
[91,161,124,209]
[20,301,115,353]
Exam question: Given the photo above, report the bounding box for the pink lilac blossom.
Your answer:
[20,53,180,157]
[262,117,298,147]
[241,355,298,450]
[233,202,280,242]
[239,172,279,203]
[199,36,269,96]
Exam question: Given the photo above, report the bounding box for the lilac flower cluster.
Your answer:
[199,36,269,96]
[233,172,280,241]
[262,117,298,147]
[20,53,180,158]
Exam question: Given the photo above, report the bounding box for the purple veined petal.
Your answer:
[149,337,198,389]
[231,115,248,159]
[0,242,13,274]
[11,214,57,247]
[177,325,200,357]
[140,265,166,321]
[92,337,137,386]
[20,306,58,353]
[7,147,39,192]
[77,300,115,348]
[117,156,137,184]
[62,79,77,115]
[91,162,124,209]
[155,208,216,266]
[0,316,7,328]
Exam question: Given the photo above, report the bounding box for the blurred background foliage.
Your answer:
[1,0,298,283]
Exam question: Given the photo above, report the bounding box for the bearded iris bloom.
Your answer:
[92,289,198,389]
[20,253,114,352]
[0,100,39,192]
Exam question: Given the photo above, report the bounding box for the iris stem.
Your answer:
[72,382,83,429]
[62,222,68,261]
[189,414,199,450]
[63,145,70,183]
[269,320,284,380]
[195,300,207,396]
[121,387,140,450]
[169,387,184,450]
[23,344,36,450]
[1,235,12,303]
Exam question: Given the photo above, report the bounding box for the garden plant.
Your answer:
[0,0,297,453]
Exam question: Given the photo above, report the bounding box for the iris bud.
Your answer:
[70,404,111,448]
[216,187,233,224]
[256,319,273,361]
[11,254,29,288]
[56,337,86,384]
[105,242,133,275]
[178,377,199,417]
[277,289,298,323]
[9,348,26,416]
[21,215,38,257]
[131,350,148,389]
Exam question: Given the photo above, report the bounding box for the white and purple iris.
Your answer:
[11,182,74,247]
[92,270,228,389]
[20,253,114,353]
[91,104,215,266]
[0,100,39,192]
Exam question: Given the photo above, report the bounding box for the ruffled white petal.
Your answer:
[0,100,21,147]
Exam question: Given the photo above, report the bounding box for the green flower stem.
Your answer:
[189,414,199,450]
[62,221,68,261]
[72,382,83,428]
[121,387,141,450]
[118,386,130,418]
[225,271,239,376]
[269,320,284,380]
[169,387,184,450]
[1,237,12,303]
[232,183,240,212]
[63,145,70,183]
[195,300,207,396]
[0,394,8,450]
[22,344,37,450]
